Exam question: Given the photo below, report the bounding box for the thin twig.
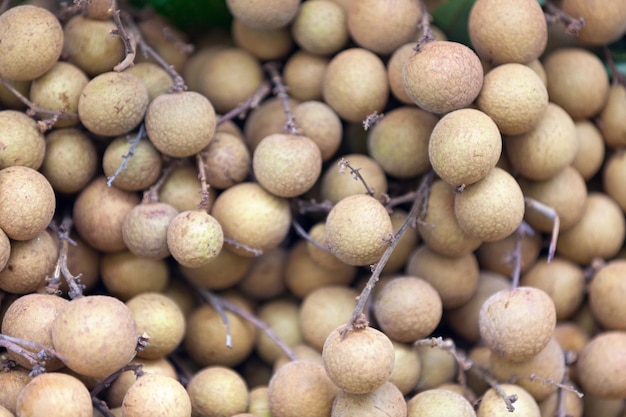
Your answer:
[338,158,375,197]
[47,216,85,299]
[91,363,144,398]
[473,365,518,412]
[200,288,233,349]
[293,198,334,215]
[525,197,559,262]
[196,152,211,211]
[264,62,300,135]
[414,337,471,388]
[223,237,264,256]
[508,374,583,398]
[292,220,328,252]
[110,1,137,72]
[0,334,64,377]
[385,191,417,209]
[217,81,271,125]
[106,125,145,188]
[142,158,182,203]
[363,111,384,131]
[414,0,435,51]
[544,1,585,36]
[341,171,435,338]
[509,221,535,289]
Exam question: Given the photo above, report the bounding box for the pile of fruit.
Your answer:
[0,0,625,416]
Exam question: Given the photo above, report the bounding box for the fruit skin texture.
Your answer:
[167,210,224,269]
[0,110,46,170]
[332,381,406,417]
[402,41,483,114]
[122,202,179,260]
[479,287,556,362]
[407,388,476,417]
[599,84,626,148]
[428,108,501,187]
[477,384,540,417]
[560,0,626,46]
[323,325,395,394]
[122,374,192,417]
[0,5,64,81]
[16,373,93,417]
[226,0,300,30]
[0,166,55,241]
[325,194,393,266]
[576,331,626,399]
[454,167,525,242]
[588,260,626,331]
[186,366,249,417]
[145,91,217,157]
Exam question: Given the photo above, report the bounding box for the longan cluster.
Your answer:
[1,0,626,416]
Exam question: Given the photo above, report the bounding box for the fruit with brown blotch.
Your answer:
[121,374,191,417]
[16,373,93,417]
[167,210,224,269]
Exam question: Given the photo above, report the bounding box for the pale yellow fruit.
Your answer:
[576,331,626,399]
[407,389,476,417]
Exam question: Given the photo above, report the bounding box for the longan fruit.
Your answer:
[320,153,388,203]
[368,106,437,179]
[429,109,501,187]
[0,110,46,170]
[373,276,442,343]
[73,176,140,252]
[256,299,302,364]
[158,164,211,213]
[454,167,525,242]
[347,0,420,55]
[125,62,173,102]
[202,131,251,189]
[16,373,92,417]
[417,180,482,257]
[101,248,168,301]
[0,5,63,81]
[477,63,548,135]
[407,388,475,417]
[84,0,113,20]
[389,341,422,395]
[402,41,483,114]
[553,322,589,356]
[62,233,100,293]
[0,166,55,241]
[387,43,418,105]
[0,368,31,415]
[588,260,626,331]
[576,331,626,399]
[78,71,149,137]
[268,360,339,417]
[307,220,348,270]
[469,0,547,65]
[283,51,329,102]
[520,257,585,321]
[292,0,348,55]
[571,120,606,180]
[479,286,556,362]
[121,374,191,417]
[560,0,626,46]
[167,210,224,269]
[333,381,407,417]
[180,248,254,290]
[583,395,625,417]
[293,100,343,161]
[273,344,324,372]
[145,90,216,157]
[323,325,395,394]
[539,386,583,417]
[477,384,540,417]
[603,150,626,213]
[0,228,8,272]
[598,84,626,148]
[211,182,291,257]
[232,19,293,61]
[40,128,98,194]
[122,202,179,260]
[51,295,138,379]
[135,16,189,73]
[226,0,301,30]
[187,366,249,417]
[253,133,322,198]
[405,246,480,309]
[323,48,388,123]
[475,230,541,276]
[237,247,286,300]
[557,192,625,265]
[543,47,610,120]
[103,136,162,191]
[382,209,419,274]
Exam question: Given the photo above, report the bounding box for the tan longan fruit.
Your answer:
[103,136,162,191]
[417,180,482,257]
[521,257,585,321]
[197,47,263,114]
[52,295,138,379]
[0,166,55,241]
[477,384,540,417]
[489,338,565,401]
[598,84,626,148]
[323,325,395,394]
[320,153,388,203]
[293,100,343,161]
[539,385,583,417]
[283,51,329,102]
[292,0,348,55]
[325,194,393,266]
[202,131,251,190]
[299,285,358,351]
[122,202,179,260]
[100,251,168,302]
[583,395,625,417]
[576,331,626,399]
[479,287,556,362]
[402,41,483,114]
[41,128,97,194]
[73,176,141,252]
[323,48,388,123]
[78,71,148,137]
[187,366,248,417]
[588,260,626,331]
[0,368,31,415]
[232,19,293,61]
[226,0,301,30]
[0,110,46,170]
[368,107,437,179]
[268,360,339,417]
[347,0,420,55]
[0,78,29,110]
[0,228,9,272]
[374,276,442,343]
[284,240,356,298]
[122,374,191,417]
[332,381,407,417]
[526,59,547,87]
[185,304,256,367]
[243,97,300,151]
[1,293,68,371]
[211,182,292,257]
[505,103,578,181]
[125,62,173,102]
[162,278,198,318]
[0,5,63,81]
[167,210,224,269]
[475,230,541,276]
[387,43,418,105]
[469,0,546,65]
[405,246,480,309]
[560,0,626,46]
[127,292,186,359]
[237,248,284,300]
[446,271,510,343]
[273,344,324,372]
[84,0,113,20]
[557,192,625,265]
[407,388,475,417]
[256,300,302,362]
[306,222,346,271]
[16,373,92,417]
[248,386,271,417]
[29,62,88,128]
[382,209,419,274]
[145,90,216,157]
[543,48,610,120]
[604,150,626,213]
[0,405,11,417]
[553,322,590,356]
[389,341,422,395]
[429,108,501,187]
[63,16,124,76]
[477,63,548,135]
[180,244,253,289]
[158,164,212,213]
[253,133,322,198]
[454,167,525,242]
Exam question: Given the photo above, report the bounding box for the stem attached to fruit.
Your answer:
[543,1,585,37]
[264,62,300,135]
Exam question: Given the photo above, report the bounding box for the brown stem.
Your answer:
[414,0,435,51]
[47,216,85,299]
[264,62,300,135]
[414,337,472,389]
[472,364,518,412]
[142,158,181,203]
[110,2,137,72]
[362,111,384,131]
[508,374,583,397]
[217,81,272,125]
[0,334,64,377]
[341,171,435,338]
[544,1,585,36]
[292,220,328,252]
[524,197,559,262]
[107,125,145,188]
[196,153,211,211]
[338,158,375,197]
[384,191,418,209]
[509,221,535,289]
[293,198,334,215]
[223,237,263,256]
[91,363,144,398]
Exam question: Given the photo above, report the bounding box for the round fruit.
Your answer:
[576,331,626,399]
[588,260,626,331]
[122,202,179,260]
[226,0,300,30]
[256,300,302,364]
[293,100,343,161]
[232,19,294,61]
[292,0,348,55]
[407,388,475,417]
[560,0,626,45]
[16,373,92,417]
[121,374,191,417]
[283,51,329,101]
[603,150,626,212]
[202,131,251,190]
[167,210,224,269]
[333,381,406,417]
[571,120,605,180]
[598,84,626,148]
[187,366,249,417]
[477,384,540,417]
[0,110,46,170]
[320,153,388,203]
[105,358,177,408]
